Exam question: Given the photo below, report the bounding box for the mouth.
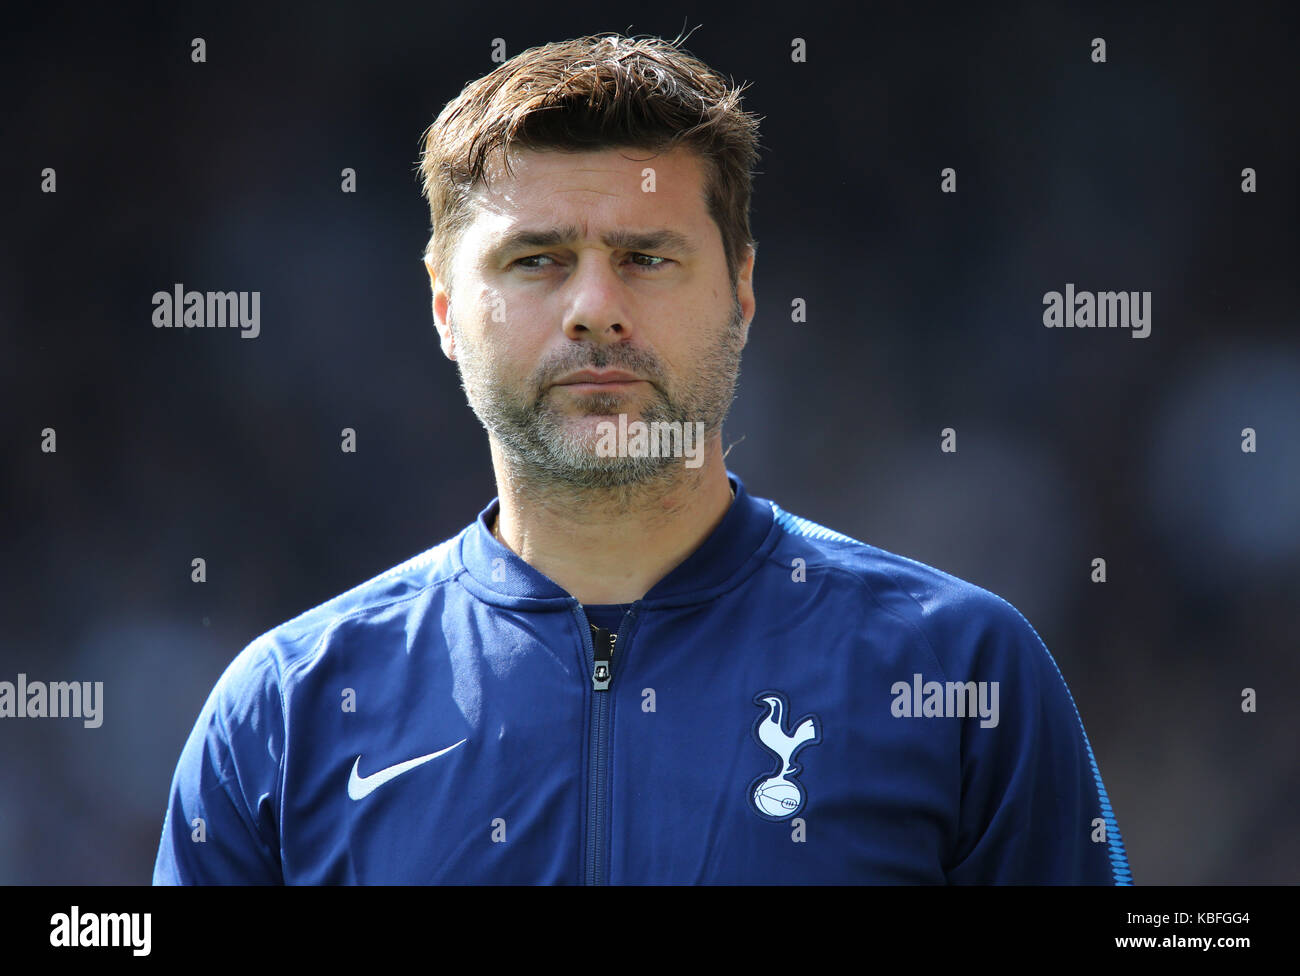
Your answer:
[556,381,646,394]
[551,370,648,394]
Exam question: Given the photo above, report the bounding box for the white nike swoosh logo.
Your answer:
[347,739,468,800]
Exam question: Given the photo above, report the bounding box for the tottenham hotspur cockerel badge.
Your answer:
[748,690,821,820]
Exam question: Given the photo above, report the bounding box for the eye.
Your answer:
[628,253,670,269]
[509,254,556,270]
[507,253,672,271]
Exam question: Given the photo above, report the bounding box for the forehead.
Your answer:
[463,145,714,246]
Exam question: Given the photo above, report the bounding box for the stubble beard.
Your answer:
[451,299,745,500]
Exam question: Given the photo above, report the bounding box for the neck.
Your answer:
[488,435,735,604]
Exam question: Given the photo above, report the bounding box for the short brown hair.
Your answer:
[417,32,762,293]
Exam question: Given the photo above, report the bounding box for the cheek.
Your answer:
[455,287,511,351]
[477,284,512,332]
[674,312,729,363]
[458,305,544,387]
[476,285,548,353]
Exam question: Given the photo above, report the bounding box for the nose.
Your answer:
[561,251,634,343]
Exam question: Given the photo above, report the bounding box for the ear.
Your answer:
[424,255,456,361]
[735,245,757,346]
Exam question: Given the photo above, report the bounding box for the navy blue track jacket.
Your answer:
[153,471,1132,884]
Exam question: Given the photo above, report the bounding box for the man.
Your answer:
[154,33,1131,884]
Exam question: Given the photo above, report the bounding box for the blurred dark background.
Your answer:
[2,0,1297,884]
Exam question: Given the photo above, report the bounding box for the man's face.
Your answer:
[428,145,756,489]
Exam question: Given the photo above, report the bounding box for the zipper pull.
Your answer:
[590,623,616,691]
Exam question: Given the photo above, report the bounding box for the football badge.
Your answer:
[748,690,821,820]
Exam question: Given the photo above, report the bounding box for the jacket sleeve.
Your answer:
[941,596,1131,884]
[152,640,286,884]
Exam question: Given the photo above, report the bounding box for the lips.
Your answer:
[553,369,644,386]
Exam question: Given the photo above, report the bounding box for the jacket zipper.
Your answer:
[579,606,620,885]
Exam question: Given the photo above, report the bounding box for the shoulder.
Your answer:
[209,535,465,711]
[764,500,1053,677]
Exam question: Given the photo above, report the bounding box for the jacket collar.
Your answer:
[454,470,778,610]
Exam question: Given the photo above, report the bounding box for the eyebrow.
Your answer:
[489,225,698,260]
